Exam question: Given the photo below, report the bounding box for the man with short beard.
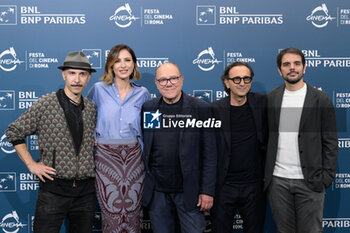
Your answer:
[264,47,338,233]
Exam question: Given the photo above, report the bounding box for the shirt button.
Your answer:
[120,118,122,120]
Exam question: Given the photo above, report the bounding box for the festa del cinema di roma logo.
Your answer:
[109,3,139,28]
[0,134,15,154]
[193,47,222,72]
[0,211,27,233]
[0,47,24,72]
[306,3,336,28]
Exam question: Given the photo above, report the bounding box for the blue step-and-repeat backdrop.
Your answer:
[0,0,349,232]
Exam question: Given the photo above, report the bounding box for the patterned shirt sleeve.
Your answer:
[6,98,42,144]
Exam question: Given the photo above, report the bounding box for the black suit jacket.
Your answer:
[211,92,268,187]
[141,93,217,210]
[264,83,338,192]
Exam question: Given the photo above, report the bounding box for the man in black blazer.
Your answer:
[142,62,217,233]
[265,48,338,233]
[211,62,267,233]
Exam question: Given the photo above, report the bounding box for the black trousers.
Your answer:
[211,181,266,233]
[33,189,95,233]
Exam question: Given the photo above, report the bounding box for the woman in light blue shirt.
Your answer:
[87,44,150,233]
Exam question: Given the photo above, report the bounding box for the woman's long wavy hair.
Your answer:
[100,44,141,84]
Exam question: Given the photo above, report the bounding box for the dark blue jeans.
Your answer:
[148,191,205,233]
[33,189,95,233]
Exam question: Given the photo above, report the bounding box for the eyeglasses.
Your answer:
[227,76,252,84]
[156,76,181,86]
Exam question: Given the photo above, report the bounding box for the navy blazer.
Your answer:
[264,83,338,192]
[211,92,268,187]
[141,93,217,211]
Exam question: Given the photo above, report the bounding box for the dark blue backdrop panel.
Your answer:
[0,0,349,232]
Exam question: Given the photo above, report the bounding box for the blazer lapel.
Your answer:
[273,86,285,128]
[221,97,231,151]
[299,83,317,131]
[179,93,191,143]
[247,93,262,143]
[144,98,162,165]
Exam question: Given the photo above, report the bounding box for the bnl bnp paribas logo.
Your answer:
[193,47,222,72]
[0,48,24,72]
[82,49,102,69]
[196,6,216,25]
[0,91,15,110]
[306,3,335,28]
[143,110,162,129]
[0,6,16,25]
[109,3,139,28]
[193,90,213,103]
[0,173,16,192]
[0,211,27,233]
